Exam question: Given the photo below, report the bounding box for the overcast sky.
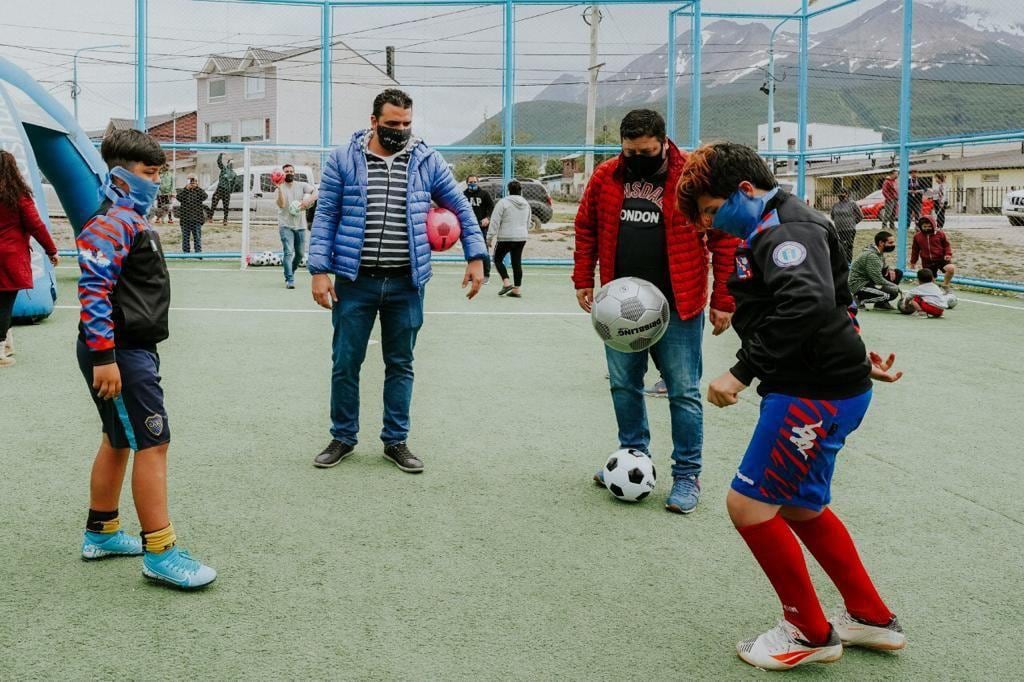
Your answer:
[0,0,1015,143]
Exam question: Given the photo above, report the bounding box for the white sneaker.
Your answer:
[4,330,13,356]
[830,609,906,651]
[737,620,843,670]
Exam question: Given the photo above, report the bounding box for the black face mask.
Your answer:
[376,125,411,154]
[883,245,896,253]
[622,147,665,178]
[284,174,295,183]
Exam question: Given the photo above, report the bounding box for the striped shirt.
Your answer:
[361,148,411,267]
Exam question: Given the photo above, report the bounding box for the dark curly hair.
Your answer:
[373,89,413,118]
[676,142,776,222]
[0,150,33,210]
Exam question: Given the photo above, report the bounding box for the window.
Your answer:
[240,118,268,142]
[982,173,1000,183]
[245,75,265,99]
[208,79,226,101]
[207,121,231,143]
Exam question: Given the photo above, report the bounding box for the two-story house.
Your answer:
[194,43,397,147]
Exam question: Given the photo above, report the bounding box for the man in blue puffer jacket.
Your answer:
[308,89,487,473]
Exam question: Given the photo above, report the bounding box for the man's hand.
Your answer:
[462,259,484,300]
[576,288,594,313]
[311,273,337,310]
[93,363,122,400]
[909,260,917,269]
[869,351,903,383]
[709,308,733,336]
[707,371,747,408]
[481,218,489,228]
[49,253,60,267]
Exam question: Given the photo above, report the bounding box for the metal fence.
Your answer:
[3,0,1023,288]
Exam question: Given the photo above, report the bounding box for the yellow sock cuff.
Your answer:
[96,517,120,533]
[86,509,120,534]
[142,524,176,553]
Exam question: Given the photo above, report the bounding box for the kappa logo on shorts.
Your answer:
[735,470,755,486]
[789,421,823,460]
[144,414,164,437]
[772,241,807,268]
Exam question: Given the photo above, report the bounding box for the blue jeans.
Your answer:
[330,274,425,446]
[605,311,704,479]
[279,226,306,283]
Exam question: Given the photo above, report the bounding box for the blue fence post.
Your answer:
[135,0,147,131]
[796,0,809,200]
[321,1,332,150]
[897,0,914,270]
[502,0,514,182]
[689,1,701,148]
[667,9,677,141]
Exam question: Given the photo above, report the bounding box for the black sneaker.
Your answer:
[383,442,424,473]
[873,300,895,310]
[313,440,355,468]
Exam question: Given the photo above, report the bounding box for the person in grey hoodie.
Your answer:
[488,180,531,297]
[829,191,862,263]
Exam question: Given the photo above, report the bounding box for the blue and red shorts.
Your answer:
[731,389,872,511]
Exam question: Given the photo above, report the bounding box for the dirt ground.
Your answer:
[49,213,1024,283]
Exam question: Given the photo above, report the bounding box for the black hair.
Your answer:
[100,129,165,169]
[507,180,522,195]
[874,230,893,245]
[620,109,666,142]
[917,268,935,284]
[282,163,294,171]
[373,88,413,118]
[466,174,478,182]
[676,142,777,220]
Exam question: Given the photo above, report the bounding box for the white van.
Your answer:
[195,164,317,223]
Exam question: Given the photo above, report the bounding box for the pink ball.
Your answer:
[426,207,461,252]
[271,169,285,185]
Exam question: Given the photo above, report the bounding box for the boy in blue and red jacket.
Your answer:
[76,129,215,589]
[677,142,905,671]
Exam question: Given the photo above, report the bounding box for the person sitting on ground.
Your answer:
[488,180,531,298]
[848,231,902,310]
[829,191,862,263]
[909,215,954,290]
[899,268,954,318]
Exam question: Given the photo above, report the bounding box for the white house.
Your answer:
[758,121,884,156]
[194,44,397,146]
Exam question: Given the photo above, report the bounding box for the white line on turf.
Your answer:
[957,297,1024,311]
[53,305,587,317]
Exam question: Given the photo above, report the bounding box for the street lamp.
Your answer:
[766,1,817,162]
[72,43,125,123]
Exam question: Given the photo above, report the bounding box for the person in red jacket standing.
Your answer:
[574,109,739,514]
[0,150,59,368]
[909,215,954,289]
[880,170,898,230]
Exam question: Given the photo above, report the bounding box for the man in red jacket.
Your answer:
[909,215,954,289]
[880,170,898,230]
[574,109,739,514]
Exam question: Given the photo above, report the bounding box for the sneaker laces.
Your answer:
[671,476,699,496]
[764,620,802,649]
[164,548,201,576]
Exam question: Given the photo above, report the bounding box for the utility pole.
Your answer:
[71,43,123,123]
[584,4,603,183]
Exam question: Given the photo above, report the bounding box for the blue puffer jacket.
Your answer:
[308,130,486,287]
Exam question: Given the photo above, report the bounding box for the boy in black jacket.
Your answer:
[76,129,215,589]
[677,142,904,671]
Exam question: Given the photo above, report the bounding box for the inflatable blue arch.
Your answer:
[0,55,107,322]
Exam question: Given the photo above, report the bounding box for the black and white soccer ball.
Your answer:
[249,252,267,266]
[603,448,656,502]
[591,277,670,353]
[945,293,958,309]
[266,252,283,266]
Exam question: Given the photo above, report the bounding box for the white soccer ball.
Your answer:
[945,293,958,309]
[591,277,670,353]
[603,448,656,502]
[262,251,280,266]
[288,199,302,216]
[249,252,266,266]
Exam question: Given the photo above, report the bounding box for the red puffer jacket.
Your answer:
[572,141,739,319]
[0,194,58,292]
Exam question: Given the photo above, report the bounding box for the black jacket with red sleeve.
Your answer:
[728,191,872,399]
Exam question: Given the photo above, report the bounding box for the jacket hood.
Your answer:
[505,195,530,208]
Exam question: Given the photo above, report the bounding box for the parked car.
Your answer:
[1001,188,1024,226]
[856,189,933,221]
[459,176,553,230]
[171,164,316,223]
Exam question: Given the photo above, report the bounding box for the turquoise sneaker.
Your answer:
[665,475,701,514]
[142,546,217,590]
[81,530,143,560]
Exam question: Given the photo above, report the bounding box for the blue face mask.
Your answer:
[467,183,479,191]
[711,186,779,238]
[100,166,160,216]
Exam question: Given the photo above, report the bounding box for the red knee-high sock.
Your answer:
[737,514,831,644]
[785,508,893,626]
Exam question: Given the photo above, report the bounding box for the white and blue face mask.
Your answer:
[711,186,779,239]
[100,166,160,216]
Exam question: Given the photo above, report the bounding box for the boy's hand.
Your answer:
[93,363,122,400]
[576,288,594,313]
[709,308,733,336]
[312,274,337,310]
[707,371,747,408]
[49,253,60,267]
[462,260,484,300]
[869,351,903,383]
